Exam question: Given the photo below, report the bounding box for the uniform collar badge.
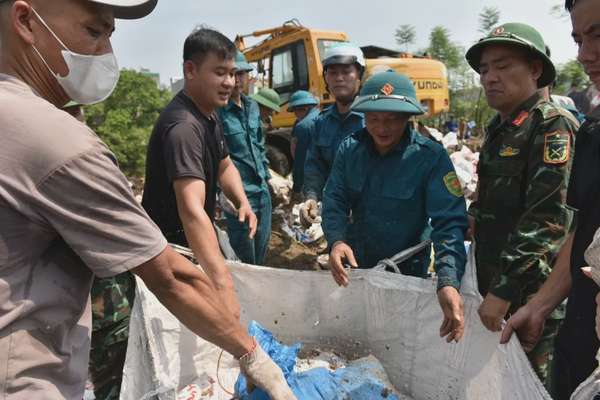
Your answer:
[380,83,394,96]
[512,111,529,127]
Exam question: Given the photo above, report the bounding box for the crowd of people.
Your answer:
[0,0,600,400]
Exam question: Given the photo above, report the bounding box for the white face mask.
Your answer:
[31,8,120,105]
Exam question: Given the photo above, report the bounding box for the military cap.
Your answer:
[287,90,319,111]
[251,88,281,112]
[465,22,556,88]
[90,0,157,19]
[234,50,254,72]
[350,70,424,115]
[322,42,366,69]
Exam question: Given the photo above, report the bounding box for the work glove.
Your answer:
[299,199,318,228]
[239,342,297,400]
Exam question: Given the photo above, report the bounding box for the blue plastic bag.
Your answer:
[235,321,400,400]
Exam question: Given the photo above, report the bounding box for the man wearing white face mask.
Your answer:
[29,8,120,105]
[0,1,297,400]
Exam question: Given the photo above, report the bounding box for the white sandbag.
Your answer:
[121,247,551,400]
[442,132,459,150]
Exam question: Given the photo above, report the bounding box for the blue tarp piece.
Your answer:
[235,321,400,400]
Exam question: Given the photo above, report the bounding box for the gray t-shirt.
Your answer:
[0,74,167,399]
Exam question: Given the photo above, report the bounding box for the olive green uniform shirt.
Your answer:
[471,93,578,310]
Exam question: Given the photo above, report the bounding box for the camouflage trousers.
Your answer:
[89,272,136,400]
[527,316,563,397]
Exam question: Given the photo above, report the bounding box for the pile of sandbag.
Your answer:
[450,146,479,200]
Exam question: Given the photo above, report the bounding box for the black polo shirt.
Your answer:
[556,105,600,395]
[142,91,228,244]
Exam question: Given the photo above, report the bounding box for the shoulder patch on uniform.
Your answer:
[537,101,563,121]
[512,111,529,127]
[443,171,463,197]
[543,131,571,164]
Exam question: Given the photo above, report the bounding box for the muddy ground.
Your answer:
[263,207,324,271]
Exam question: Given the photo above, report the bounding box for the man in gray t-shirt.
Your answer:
[0,1,295,399]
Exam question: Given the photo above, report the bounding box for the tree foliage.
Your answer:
[395,24,416,52]
[427,26,462,70]
[478,6,500,34]
[554,59,590,94]
[84,69,172,178]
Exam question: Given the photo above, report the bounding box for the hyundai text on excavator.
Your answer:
[235,19,450,175]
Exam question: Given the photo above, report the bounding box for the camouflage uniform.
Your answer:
[470,92,578,387]
[89,272,136,400]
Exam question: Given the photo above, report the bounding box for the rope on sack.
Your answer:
[217,349,235,396]
[377,258,401,273]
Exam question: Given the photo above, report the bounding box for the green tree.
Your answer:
[85,69,172,178]
[427,26,462,69]
[395,24,416,52]
[554,59,590,94]
[479,6,501,34]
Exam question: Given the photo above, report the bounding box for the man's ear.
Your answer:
[183,60,197,81]
[530,59,544,85]
[10,1,36,46]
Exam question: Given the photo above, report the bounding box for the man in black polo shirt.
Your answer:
[143,28,256,319]
[500,1,600,398]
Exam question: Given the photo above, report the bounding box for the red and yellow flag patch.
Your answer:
[443,171,463,197]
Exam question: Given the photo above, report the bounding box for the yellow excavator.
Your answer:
[235,19,450,175]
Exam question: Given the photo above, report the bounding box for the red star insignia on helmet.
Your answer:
[492,26,505,36]
[380,83,394,96]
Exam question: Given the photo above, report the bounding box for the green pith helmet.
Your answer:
[235,50,254,72]
[251,88,281,112]
[350,70,424,115]
[465,22,556,88]
[287,90,319,111]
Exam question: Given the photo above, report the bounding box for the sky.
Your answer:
[110,0,577,86]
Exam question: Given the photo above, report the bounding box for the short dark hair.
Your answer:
[565,0,575,11]
[183,26,236,65]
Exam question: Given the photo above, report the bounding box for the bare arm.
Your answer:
[133,246,251,356]
[174,178,240,318]
[218,156,250,208]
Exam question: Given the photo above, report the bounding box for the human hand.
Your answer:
[478,293,511,332]
[238,202,257,239]
[239,342,297,400]
[500,303,545,352]
[328,241,357,287]
[437,286,465,342]
[299,199,318,227]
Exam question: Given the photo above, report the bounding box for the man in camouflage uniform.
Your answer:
[465,23,579,390]
[89,274,136,399]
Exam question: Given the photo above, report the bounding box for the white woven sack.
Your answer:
[121,245,551,400]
